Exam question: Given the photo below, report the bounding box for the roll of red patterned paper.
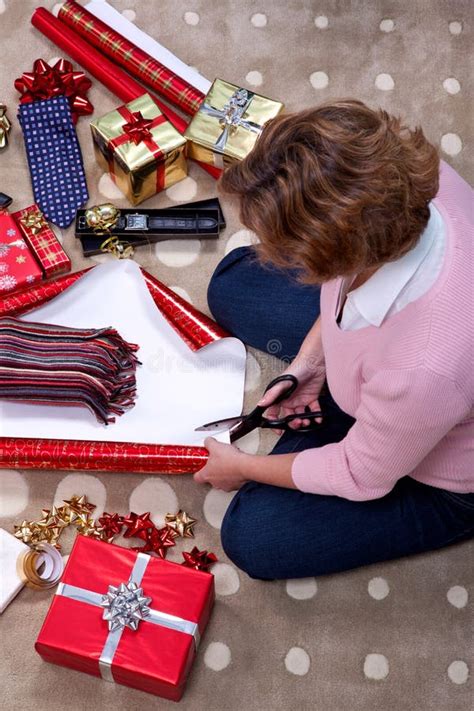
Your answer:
[58,0,204,117]
[0,437,208,474]
[31,8,221,180]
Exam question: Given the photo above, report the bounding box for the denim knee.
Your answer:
[207,246,255,322]
[220,484,274,580]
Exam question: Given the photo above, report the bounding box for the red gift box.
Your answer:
[0,211,42,294]
[13,205,71,278]
[36,536,215,701]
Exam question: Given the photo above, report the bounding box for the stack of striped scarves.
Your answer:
[0,317,140,424]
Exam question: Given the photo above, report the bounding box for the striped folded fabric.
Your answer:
[0,317,140,424]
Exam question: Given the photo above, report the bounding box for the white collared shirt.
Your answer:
[338,203,446,330]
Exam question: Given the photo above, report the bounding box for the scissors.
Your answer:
[195,374,323,443]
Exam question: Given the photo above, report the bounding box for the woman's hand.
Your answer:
[194,437,249,491]
[259,354,326,431]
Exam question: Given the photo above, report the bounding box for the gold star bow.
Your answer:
[20,210,47,235]
[165,510,197,538]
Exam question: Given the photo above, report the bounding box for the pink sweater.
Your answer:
[292,161,473,500]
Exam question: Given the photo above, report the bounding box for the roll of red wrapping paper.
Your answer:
[59,0,204,117]
[31,7,221,180]
[0,438,208,474]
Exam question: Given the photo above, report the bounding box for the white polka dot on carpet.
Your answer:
[441,133,462,156]
[203,489,236,529]
[443,77,461,94]
[54,475,106,518]
[447,660,469,684]
[285,647,311,675]
[310,71,329,89]
[364,654,389,680]
[225,228,259,254]
[98,173,124,200]
[204,642,231,670]
[128,479,178,527]
[446,585,468,608]
[165,176,198,202]
[246,70,263,87]
[212,563,240,595]
[251,13,267,28]
[286,578,318,600]
[368,577,390,600]
[154,238,201,267]
[375,73,395,91]
[169,285,193,303]
[314,15,329,29]
[379,18,395,32]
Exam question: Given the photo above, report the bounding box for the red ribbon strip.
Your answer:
[108,107,167,192]
[14,58,93,124]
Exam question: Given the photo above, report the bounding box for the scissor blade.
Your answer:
[195,415,244,433]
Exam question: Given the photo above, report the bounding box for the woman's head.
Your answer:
[220,100,440,283]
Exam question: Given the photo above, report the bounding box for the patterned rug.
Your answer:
[0,1,472,710]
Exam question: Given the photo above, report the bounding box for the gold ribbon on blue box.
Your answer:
[184,78,284,169]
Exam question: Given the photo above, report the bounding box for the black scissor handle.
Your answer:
[263,410,323,432]
[263,374,299,405]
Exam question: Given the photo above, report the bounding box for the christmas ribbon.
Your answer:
[14,58,93,124]
[0,104,11,150]
[200,87,262,168]
[20,210,47,235]
[108,107,166,192]
[56,552,200,683]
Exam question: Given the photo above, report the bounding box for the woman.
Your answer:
[194,100,474,580]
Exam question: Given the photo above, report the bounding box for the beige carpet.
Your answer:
[0,1,472,709]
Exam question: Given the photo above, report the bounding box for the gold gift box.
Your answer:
[91,93,187,206]
[184,78,284,169]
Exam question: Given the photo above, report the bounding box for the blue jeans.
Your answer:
[207,247,474,579]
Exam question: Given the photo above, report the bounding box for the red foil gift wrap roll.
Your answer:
[0,265,226,473]
[0,268,90,318]
[35,536,214,700]
[141,268,228,351]
[58,0,204,117]
[31,7,221,181]
[0,438,208,474]
[14,57,93,124]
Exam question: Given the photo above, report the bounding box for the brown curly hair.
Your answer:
[220,100,440,283]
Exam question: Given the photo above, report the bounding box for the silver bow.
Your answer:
[100,580,152,632]
[201,87,262,154]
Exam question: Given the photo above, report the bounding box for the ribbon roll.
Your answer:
[17,542,64,590]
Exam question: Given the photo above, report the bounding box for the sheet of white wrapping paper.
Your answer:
[0,260,246,446]
[83,0,212,94]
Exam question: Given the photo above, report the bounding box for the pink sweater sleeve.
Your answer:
[291,367,471,501]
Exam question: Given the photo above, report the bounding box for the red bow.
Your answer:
[14,58,93,124]
[122,111,155,144]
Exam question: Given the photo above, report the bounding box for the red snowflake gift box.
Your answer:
[13,204,71,278]
[35,536,215,701]
[0,211,42,294]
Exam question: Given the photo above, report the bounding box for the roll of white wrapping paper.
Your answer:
[79,0,212,95]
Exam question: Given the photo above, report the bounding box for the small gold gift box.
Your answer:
[91,93,187,206]
[184,78,284,169]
